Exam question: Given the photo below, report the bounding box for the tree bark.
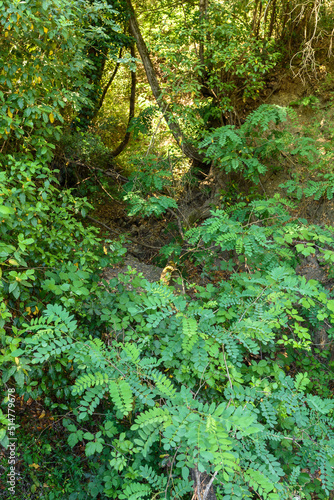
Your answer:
[125,0,205,165]
[191,466,218,500]
[268,0,277,39]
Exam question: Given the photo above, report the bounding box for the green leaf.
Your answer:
[0,205,15,215]
[83,432,94,440]
[9,281,18,294]
[85,441,98,456]
[182,466,189,480]
[14,369,25,387]
[68,433,79,448]
[327,300,334,312]
[10,348,24,357]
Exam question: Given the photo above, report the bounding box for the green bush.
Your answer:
[1,2,334,499]
[3,196,333,499]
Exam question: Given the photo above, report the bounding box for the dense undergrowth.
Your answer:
[1,0,334,499]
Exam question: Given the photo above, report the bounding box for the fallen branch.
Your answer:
[71,160,129,185]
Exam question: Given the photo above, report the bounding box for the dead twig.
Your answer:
[166,207,185,239]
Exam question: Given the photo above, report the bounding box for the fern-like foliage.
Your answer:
[199,105,292,182]
[109,379,133,417]
[118,482,152,500]
[281,171,334,201]
[16,197,334,499]
[124,192,177,217]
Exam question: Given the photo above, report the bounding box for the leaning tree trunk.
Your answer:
[111,44,137,157]
[125,0,205,165]
[92,47,123,121]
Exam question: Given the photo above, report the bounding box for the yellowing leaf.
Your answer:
[15,357,20,365]
[103,246,108,255]
[8,259,19,266]
[29,463,40,469]
[30,24,34,30]
[8,108,13,118]
[25,306,32,315]
[49,113,54,123]
[33,307,39,316]
[43,26,48,34]
[39,411,45,419]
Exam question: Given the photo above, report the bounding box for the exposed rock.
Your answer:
[101,255,186,293]
[296,254,331,286]
[102,256,164,290]
[296,253,334,360]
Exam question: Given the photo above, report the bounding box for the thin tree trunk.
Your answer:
[268,0,277,39]
[199,0,208,67]
[94,47,123,119]
[255,1,263,38]
[125,0,205,164]
[111,45,136,157]
[252,0,259,34]
[191,466,218,500]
